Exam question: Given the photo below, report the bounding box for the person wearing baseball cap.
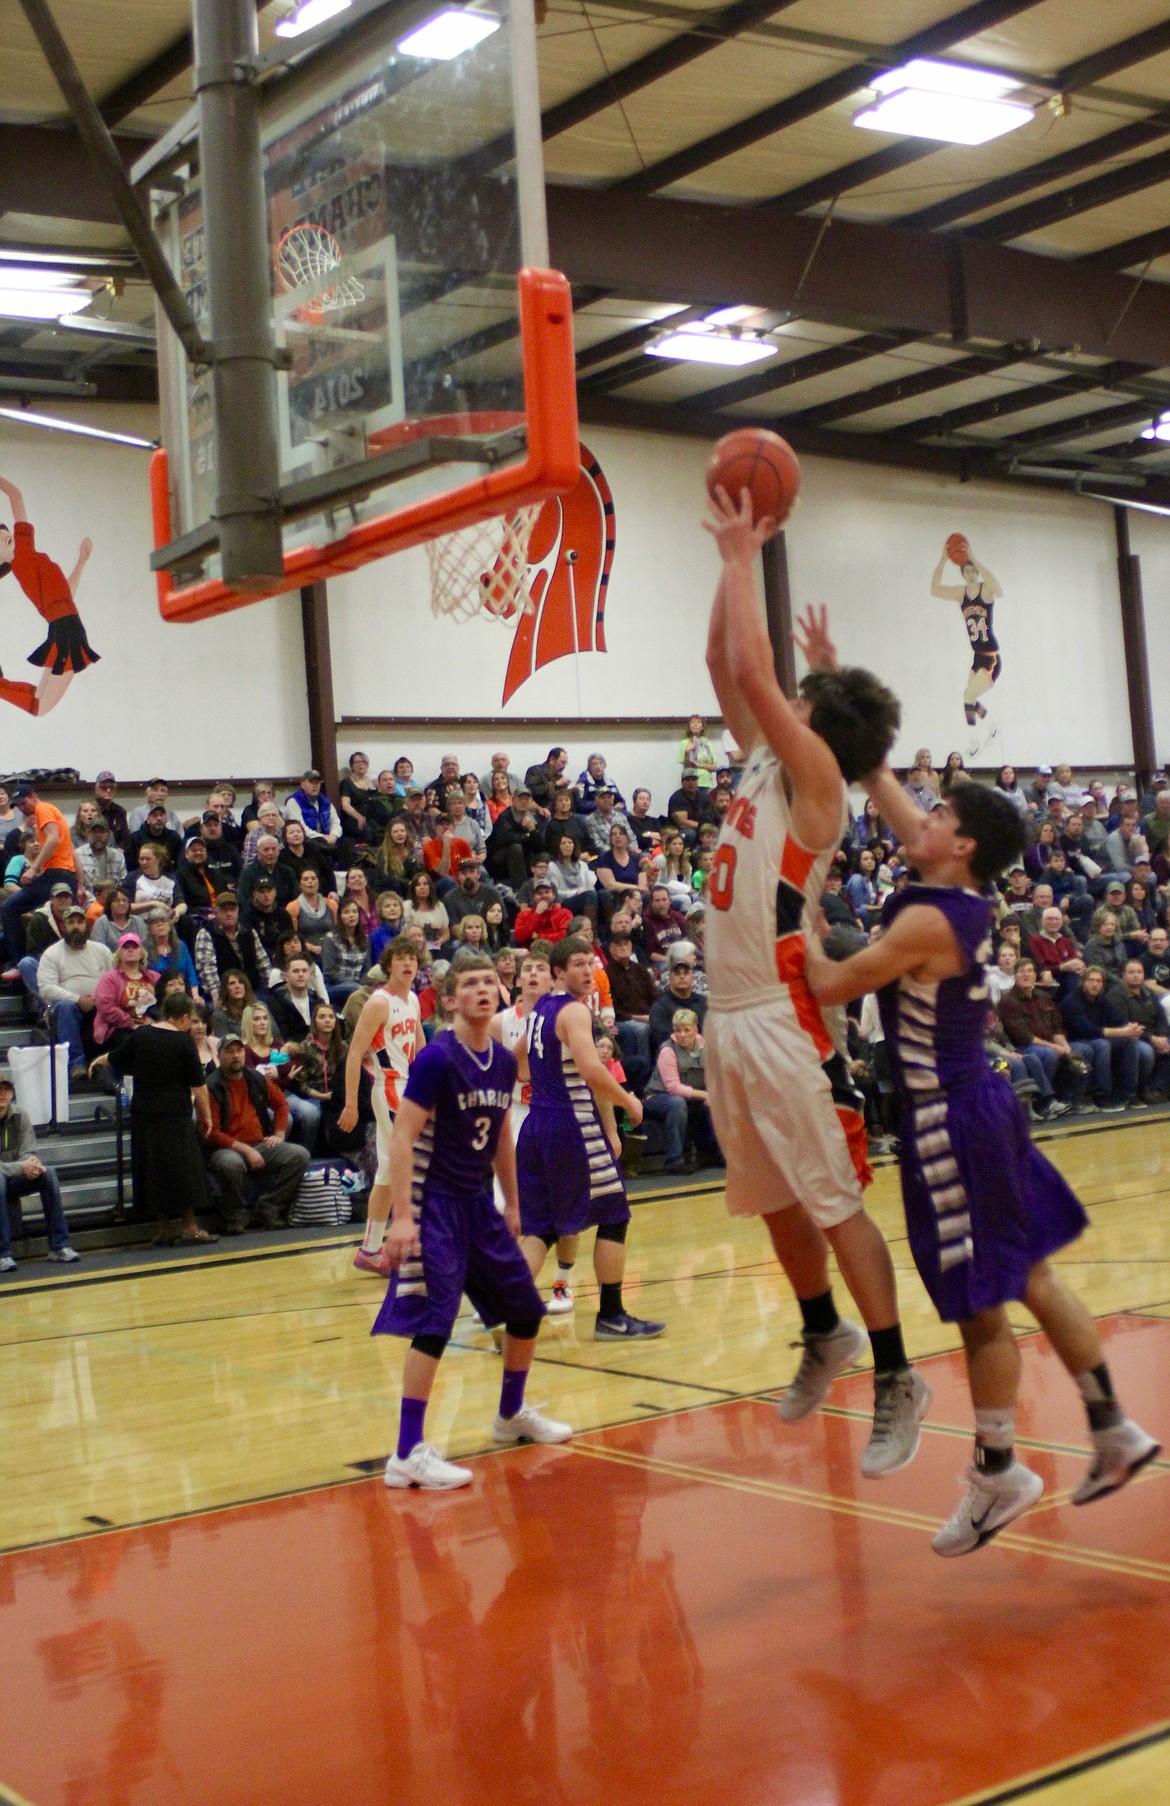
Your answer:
[285,768,342,851]
[92,771,129,849]
[514,877,572,948]
[31,898,114,1078]
[486,786,543,890]
[0,1068,78,1272]
[0,782,76,968]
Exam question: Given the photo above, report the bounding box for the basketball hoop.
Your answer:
[276,224,365,325]
[427,506,542,624]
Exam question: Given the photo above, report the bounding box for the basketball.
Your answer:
[706,428,801,532]
[946,532,971,566]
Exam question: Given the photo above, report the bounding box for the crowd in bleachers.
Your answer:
[2,724,1167,1265]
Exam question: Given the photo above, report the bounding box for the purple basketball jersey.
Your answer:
[875,883,1086,1321]
[526,992,592,1113]
[403,1031,517,1202]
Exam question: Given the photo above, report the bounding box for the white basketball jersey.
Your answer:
[705,743,847,1023]
[498,1003,532,1118]
[362,988,422,1109]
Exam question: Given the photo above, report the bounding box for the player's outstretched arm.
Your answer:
[704,487,842,843]
[972,555,1002,598]
[492,1112,521,1235]
[384,1098,429,1264]
[860,762,929,862]
[794,604,838,673]
[930,551,962,601]
[559,1001,643,1128]
[706,569,761,757]
[339,993,385,1131]
[805,905,955,1006]
[67,537,93,598]
[0,476,27,523]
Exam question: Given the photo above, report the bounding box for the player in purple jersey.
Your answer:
[800,612,1159,1553]
[374,954,572,1490]
[516,935,665,1339]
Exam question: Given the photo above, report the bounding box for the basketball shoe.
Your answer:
[353,1247,392,1275]
[492,1404,573,1445]
[1071,1420,1161,1505]
[776,1318,866,1422]
[594,1310,665,1339]
[546,1278,574,1314]
[932,1461,1044,1556]
[384,1444,472,1490]
[861,1369,932,1477]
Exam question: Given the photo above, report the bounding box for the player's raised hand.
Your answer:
[78,537,93,562]
[383,1217,420,1269]
[703,485,776,562]
[794,604,838,673]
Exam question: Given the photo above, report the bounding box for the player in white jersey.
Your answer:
[491,949,578,1313]
[703,485,926,1475]
[340,935,424,1274]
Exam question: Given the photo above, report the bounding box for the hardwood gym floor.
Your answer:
[1,1120,1168,1806]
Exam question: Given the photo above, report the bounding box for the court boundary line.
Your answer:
[941,1715,1170,1805]
[0,1776,38,1806]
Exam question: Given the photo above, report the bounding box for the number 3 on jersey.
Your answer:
[710,844,737,912]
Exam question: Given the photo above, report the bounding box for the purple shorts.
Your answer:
[371,1188,545,1341]
[517,1108,630,1244]
[900,1070,1088,1323]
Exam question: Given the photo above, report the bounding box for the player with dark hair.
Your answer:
[930,540,1002,757]
[702,488,926,1478]
[799,610,1159,1554]
[0,474,100,718]
[515,934,663,1339]
[373,952,572,1490]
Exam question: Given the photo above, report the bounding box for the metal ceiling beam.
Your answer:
[0,123,145,223]
[896,363,1148,437]
[966,141,1170,242]
[1002,398,1157,448]
[575,391,1170,507]
[758,21,1170,222]
[1080,223,1170,273]
[96,0,268,126]
[777,347,1037,429]
[545,186,1170,367]
[615,0,1046,194]
[896,109,1170,233]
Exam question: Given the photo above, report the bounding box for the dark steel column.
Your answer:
[193,0,283,586]
[1114,505,1157,785]
[761,531,796,699]
[300,582,339,798]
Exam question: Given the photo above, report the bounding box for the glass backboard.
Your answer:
[150,0,575,610]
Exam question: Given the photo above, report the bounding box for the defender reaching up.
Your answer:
[702,485,926,1476]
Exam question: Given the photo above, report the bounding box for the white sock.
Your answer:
[557,1260,575,1280]
[362,1215,387,1255]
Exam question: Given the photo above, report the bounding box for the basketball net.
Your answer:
[277,224,365,326]
[427,506,541,624]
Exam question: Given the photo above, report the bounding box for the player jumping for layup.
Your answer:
[375,953,572,1491]
[517,936,664,1339]
[703,486,926,1476]
[929,540,1002,758]
[799,616,1159,1551]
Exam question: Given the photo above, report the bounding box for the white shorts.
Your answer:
[705,997,867,1229]
[371,1083,395,1185]
[492,1101,528,1214]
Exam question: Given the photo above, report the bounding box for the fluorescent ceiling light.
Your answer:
[0,268,82,289]
[1141,417,1170,442]
[0,408,155,449]
[855,89,1032,145]
[705,305,764,327]
[275,0,351,38]
[648,330,777,367]
[398,9,500,58]
[872,59,1023,101]
[0,288,92,321]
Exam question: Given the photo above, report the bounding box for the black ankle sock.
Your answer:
[599,1282,623,1319]
[975,1442,1013,1476]
[869,1324,908,1375]
[799,1290,840,1338]
[1080,1361,1124,1431]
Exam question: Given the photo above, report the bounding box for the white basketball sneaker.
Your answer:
[776,1318,867,1422]
[860,1369,932,1477]
[384,1444,473,1490]
[492,1404,573,1445]
[1071,1420,1161,1505]
[932,1460,1044,1556]
[546,1278,574,1314]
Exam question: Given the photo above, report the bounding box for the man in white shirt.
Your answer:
[128,779,185,837]
[36,904,113,1078]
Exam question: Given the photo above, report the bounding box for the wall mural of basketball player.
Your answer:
[930,532,1001,759]
[500,443,615,707]
[0,474,100,718]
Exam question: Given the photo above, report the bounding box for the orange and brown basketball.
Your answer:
[946,532,971,566]
[706,428,801,532]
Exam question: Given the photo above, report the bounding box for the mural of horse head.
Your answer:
[497,443,615,706]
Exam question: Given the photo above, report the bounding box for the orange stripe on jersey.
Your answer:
[775,935,834,1062]
[779,835,817,890]
[836,1103,873,1191]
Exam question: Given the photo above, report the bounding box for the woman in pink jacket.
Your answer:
[93,933,157,1053]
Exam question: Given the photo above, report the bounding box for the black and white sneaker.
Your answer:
[1072,1420,1161,1504]
[594,1310,665,1340]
